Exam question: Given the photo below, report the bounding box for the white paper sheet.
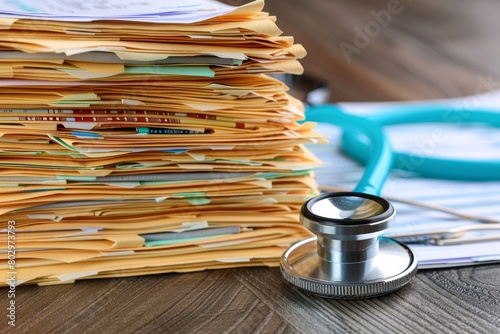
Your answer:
[0,0,238,23]
[310,90,500,268]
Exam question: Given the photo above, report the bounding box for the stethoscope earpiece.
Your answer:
[281,192,418,299]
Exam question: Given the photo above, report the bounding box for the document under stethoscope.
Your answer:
[308,92,500,269]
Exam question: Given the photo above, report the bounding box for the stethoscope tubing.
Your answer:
[302,104,392,195]
[306,104,500,188]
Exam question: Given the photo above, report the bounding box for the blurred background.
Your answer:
[263,0,500,102]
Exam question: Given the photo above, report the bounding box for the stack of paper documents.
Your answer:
[0,0,323,286]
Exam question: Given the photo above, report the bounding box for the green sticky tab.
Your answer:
[172,192,210,205]
[260,170,314,180]
[137,127,149,134]
[124,65,215,77]
[186,197,211,205]
[173,192,205,198]
[56,175,97,181]
[48,135,78,151]
[59,93,100,101]
[145,235,215,247]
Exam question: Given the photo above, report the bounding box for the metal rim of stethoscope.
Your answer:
[280,192,418,299]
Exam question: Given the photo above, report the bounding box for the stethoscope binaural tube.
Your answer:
[340,105,500,181]
[299,104,394,195]
[280,104,419,299]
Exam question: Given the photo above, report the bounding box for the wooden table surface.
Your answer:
[2,1,500,333]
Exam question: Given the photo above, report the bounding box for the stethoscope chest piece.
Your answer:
[281,192,418,299]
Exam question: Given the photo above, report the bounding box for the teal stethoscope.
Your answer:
[280,103,500,299]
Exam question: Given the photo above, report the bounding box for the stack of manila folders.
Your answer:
[0,0,324,286]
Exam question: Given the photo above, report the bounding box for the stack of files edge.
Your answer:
[0,0,324,286]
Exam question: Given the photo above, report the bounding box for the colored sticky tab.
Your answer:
[71,131,102,138]
[56,175,97,181]
[144,235,215,247]
[124,65,215,77]
[186,197,211,205]
[48,135,78,151]
[173,192,205,198]
[143,226,240,246]
[171,192,211,205]
[58,92,100,101]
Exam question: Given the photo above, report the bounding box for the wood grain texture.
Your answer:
[2,266,500,333]
[264,0,500,101]
[2,1,500,333]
